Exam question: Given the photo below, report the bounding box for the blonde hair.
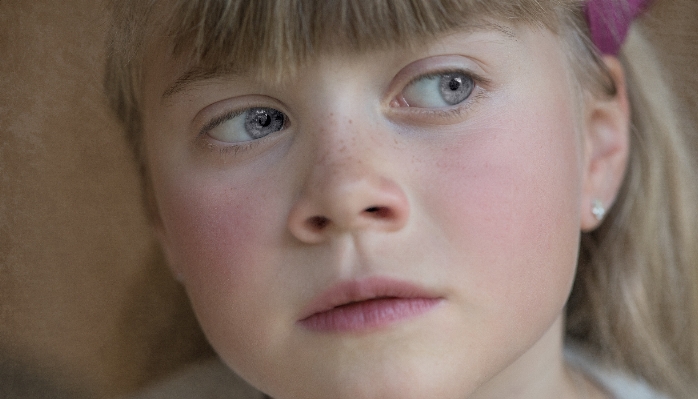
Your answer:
[105,0,698,397]
[569,25,698,398]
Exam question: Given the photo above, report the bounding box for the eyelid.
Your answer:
[397,69,487,110]
[403,68,482,91]
[192,95,289,138]
[399,67,492,109]
[392,90,488,127]
[385,56,492,125]
[199,109,244,137]
[192,96,291,157]
[194,93,286,124]
[385,55,491,102]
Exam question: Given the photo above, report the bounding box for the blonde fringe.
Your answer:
[162,0,560,83]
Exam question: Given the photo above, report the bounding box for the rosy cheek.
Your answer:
[156,175,281,295]
[416,103,582,313]
[155,167,311,372]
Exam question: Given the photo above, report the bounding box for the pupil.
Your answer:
[439,72,473,106]
[448,78,461,91]
[244,107,286,139]
[256,113,271,127]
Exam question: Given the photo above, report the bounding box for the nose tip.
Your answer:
[287,179,410,244]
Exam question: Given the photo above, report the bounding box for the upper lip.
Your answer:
[297,276,442,321]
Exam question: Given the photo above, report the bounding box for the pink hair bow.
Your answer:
[585,0,652,55]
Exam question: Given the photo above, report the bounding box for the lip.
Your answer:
[297,277,443,333]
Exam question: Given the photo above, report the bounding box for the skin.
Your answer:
[141,22,629,399]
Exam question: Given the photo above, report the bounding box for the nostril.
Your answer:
[363,206,392,219]
[306,216,330,231]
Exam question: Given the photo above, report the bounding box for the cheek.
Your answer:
[158,179,267,281]
[152,170,289,340]
[417,95,583,324]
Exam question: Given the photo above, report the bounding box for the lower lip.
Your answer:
[298,297,442,333]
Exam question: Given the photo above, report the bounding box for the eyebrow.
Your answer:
[489,23,516,40]
[161,22,518,102]
[162,66,243,101]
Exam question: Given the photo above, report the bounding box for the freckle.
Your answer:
[348,119,352,124]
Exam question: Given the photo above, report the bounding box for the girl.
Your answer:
[106,0,698,398]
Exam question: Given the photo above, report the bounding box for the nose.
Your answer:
[287,133,410,244]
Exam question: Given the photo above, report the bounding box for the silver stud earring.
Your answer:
[591,199,606,221]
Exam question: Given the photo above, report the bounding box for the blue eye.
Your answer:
[205,107,287,143]
[401,72,474,108]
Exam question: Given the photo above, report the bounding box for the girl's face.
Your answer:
[143,23,592,399]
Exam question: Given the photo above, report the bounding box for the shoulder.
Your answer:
[125,358,263,399]
[564,346,671,399]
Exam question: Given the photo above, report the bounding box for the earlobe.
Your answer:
[580,56,631,231]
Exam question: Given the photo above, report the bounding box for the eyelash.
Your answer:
[195,133,259,156]
[199,109,244,137]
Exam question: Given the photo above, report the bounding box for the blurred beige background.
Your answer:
[0,1,696,398]
[0,2,211,398]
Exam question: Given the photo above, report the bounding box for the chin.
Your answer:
[254,352,475,399]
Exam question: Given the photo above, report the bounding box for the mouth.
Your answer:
[297,277,443,333]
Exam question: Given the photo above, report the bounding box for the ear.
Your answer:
[580,56,631,232]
